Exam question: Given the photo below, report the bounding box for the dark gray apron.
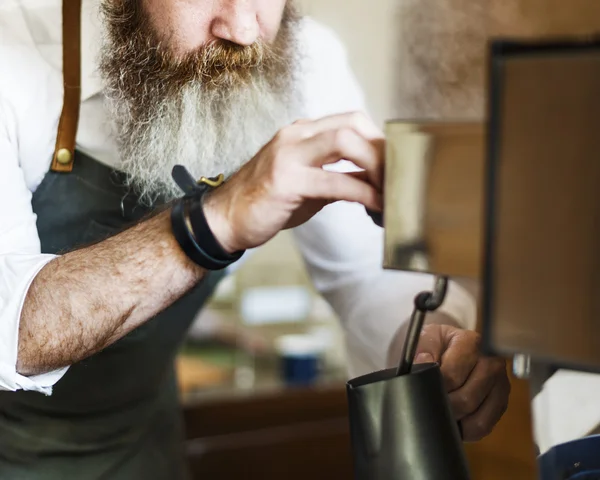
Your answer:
[0,151,224,479]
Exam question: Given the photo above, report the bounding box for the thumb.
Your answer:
[414,352,435,364]
[413,326,445,365]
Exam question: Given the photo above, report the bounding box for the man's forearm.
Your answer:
[18,210,205,376]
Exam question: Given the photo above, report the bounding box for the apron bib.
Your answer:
[0,151,224,479]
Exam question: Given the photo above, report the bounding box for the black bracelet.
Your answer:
[171,196,244,270]
[187,197,240,261]
[170,165,245,271]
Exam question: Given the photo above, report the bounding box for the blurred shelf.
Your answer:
[177,343,347,405]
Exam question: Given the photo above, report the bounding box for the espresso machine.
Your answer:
[347,35,600,479]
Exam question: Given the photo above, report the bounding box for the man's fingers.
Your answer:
[283,199,333,230]
[344,170,370,182]
[303,170,382,212]
[439,330,480,392]
[459,371,511,442]
[293,111,384,141]
[299,128,383,190]
[410,325,509,442]
[447,358,504,420]
[271,112,385,190]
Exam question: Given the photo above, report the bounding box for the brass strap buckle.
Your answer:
[172,165,224,197]
[198,174,225,188]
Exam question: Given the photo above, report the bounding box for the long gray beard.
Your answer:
[103,77,303,204]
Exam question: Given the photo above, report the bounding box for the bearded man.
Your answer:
[0,1,509,478]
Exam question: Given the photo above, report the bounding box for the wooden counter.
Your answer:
[183,384,353,479]
[182,372,536,479]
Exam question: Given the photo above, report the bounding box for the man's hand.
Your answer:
[203,112,384,253]
[413,324,510,442]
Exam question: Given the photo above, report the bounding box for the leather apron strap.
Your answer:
[51,0,82,173]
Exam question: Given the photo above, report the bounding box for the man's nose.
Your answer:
[210,1,260,46]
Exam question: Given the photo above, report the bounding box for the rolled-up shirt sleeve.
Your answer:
[0,99,67,394]
[0,254,67,394]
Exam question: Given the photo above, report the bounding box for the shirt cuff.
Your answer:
[0,363,68,395]
[13,368,69,395]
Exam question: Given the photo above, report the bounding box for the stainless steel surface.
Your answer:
[484,42,600,370]
[396,308,427,376]
[427,276,451,309]
[512,354,532,379]
[347,364,470,480]
[383,121,485,280]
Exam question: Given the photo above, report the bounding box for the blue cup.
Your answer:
[275,335,323,387]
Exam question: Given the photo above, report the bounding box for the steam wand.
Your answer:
[396,276,449,377]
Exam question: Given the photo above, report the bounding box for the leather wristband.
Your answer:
[187,198,240,260]
[170,165,245,271]
[171,196,244,270]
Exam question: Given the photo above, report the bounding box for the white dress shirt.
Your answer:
[0,0,475,396]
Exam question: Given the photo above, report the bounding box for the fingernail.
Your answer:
[415,353,434,364]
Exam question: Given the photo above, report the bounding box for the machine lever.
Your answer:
[396,276,449,377]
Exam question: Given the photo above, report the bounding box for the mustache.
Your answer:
[200,40,267,71]
[169,38,273,88]
[100,0,299,125]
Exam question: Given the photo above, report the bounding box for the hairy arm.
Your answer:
[17,210,205,376]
